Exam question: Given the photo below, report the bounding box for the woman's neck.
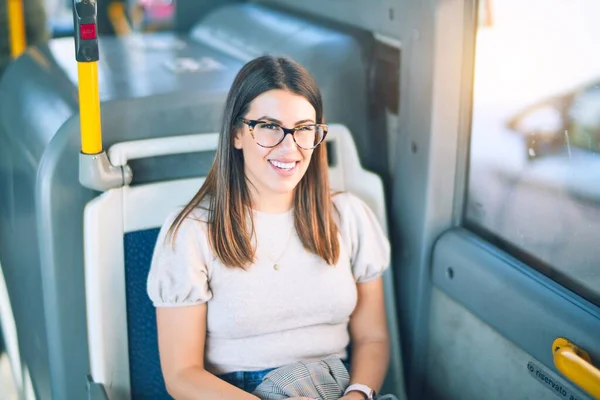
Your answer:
[251,191,294,213]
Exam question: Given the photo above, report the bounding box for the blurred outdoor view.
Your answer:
[467,0,600,304]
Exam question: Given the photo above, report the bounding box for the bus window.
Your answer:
[465,0,600,305]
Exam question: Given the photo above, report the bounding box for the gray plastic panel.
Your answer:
[0,43,79,400]
[255,0,404,40]
[424,288,591,400]
[432,228,600,372]
[174,0,242,33]
[49,33,242,102]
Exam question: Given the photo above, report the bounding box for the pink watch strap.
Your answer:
[344,383,375,399]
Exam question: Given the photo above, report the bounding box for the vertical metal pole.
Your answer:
[7,0,26,57]
[73,0,103,155]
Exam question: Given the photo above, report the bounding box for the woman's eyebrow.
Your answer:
[256,115,281,124]
[294,119,316,125]
[256,116,316,125]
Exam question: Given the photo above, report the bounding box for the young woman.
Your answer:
[147,55,391,400]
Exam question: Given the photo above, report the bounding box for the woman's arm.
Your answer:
[156,304,260,400]
[344,277,390,399]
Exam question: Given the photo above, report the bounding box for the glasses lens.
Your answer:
[254,122,284,147]
[252,122,326,149]
[294,125,325,149]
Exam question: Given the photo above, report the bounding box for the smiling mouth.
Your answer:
[269,160,298,171]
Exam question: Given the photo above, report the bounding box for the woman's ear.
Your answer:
[233,129,243,150]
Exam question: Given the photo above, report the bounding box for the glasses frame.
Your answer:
[239,118,328,150]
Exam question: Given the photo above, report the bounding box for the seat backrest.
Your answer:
[83,125,406,400]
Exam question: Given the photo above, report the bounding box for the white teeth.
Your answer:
[270,160,296,170]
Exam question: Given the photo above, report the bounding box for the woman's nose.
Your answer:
[278,132,297,151]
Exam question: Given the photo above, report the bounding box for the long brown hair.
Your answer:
[168,56,339,268]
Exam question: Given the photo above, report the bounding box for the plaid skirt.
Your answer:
[217,360,350,394]
[218,359,399,400]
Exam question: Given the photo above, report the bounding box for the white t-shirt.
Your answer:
[147,192,390,375]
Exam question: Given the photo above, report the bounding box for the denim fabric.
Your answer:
[218,368,277,394]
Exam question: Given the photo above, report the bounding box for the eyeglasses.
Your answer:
[239,118,328,150]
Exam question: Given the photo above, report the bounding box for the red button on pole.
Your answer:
[80,23,97,40]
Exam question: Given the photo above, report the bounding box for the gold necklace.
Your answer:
[264,225,295,271]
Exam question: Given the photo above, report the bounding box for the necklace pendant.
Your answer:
[273,263,280,271]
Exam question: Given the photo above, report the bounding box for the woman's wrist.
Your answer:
[344,391,369,400]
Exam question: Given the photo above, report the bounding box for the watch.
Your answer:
[344,383,376,399]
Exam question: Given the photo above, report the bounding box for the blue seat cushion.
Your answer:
[124,228,172,399]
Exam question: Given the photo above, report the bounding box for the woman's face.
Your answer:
[234,89,317,207]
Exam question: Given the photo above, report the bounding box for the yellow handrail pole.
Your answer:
[7,0,26,57]
[78,62,102,154]
[73,0,103,155]
[553,338,600,399]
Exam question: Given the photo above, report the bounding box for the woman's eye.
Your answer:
[264,124,279,130]
[298,126,312,131]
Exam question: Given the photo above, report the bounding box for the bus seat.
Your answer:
[83,125,406,400]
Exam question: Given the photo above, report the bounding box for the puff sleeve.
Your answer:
[334,193,391,283]
[147,209,213,307]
